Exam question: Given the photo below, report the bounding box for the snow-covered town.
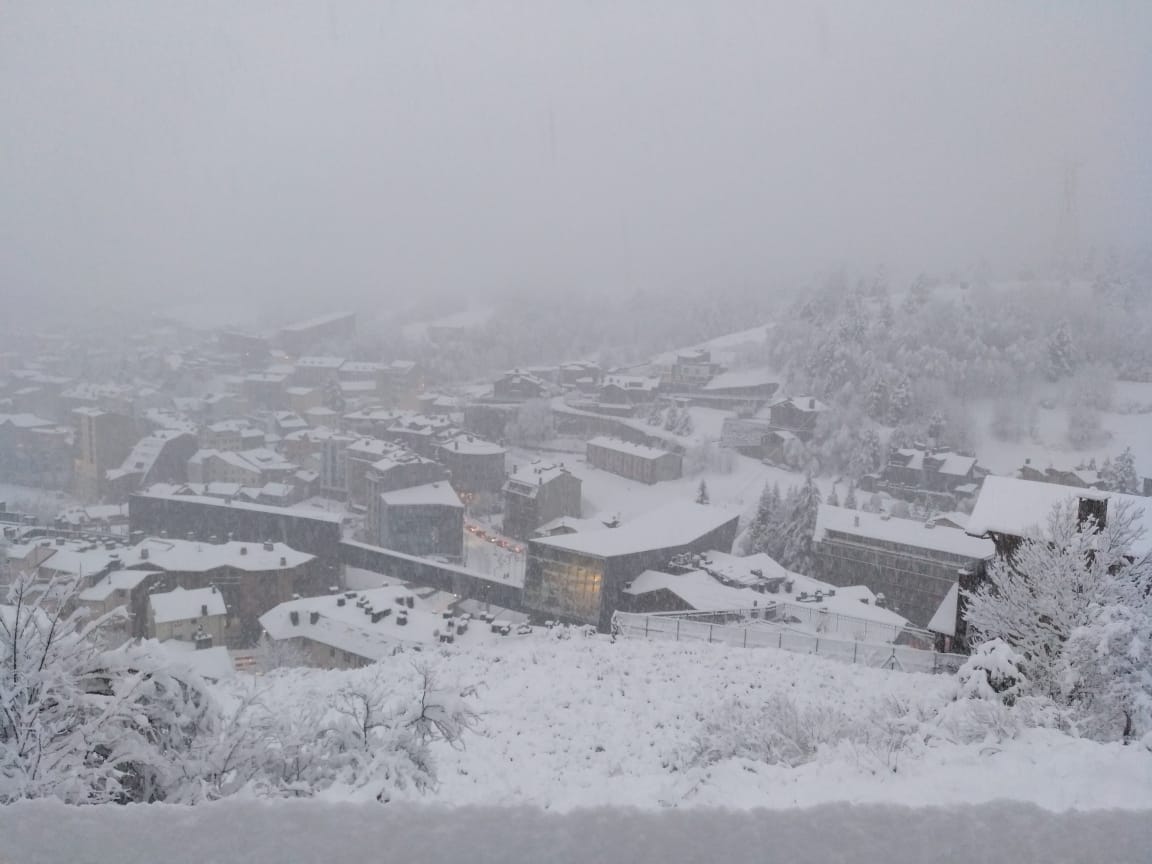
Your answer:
[3,3,1152,862]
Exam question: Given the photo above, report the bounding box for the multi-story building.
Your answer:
[0,413,72,489]
[492,369,551,402]
[523,501,739,630]
[187,448,297,487]
[129,490,343,564]
[146,585,229,644]
[586,437,682,485]
[434,434,508,496]
[73,407,138,501]
[812,504,993,630]
[104,430,198,501]
[124,537,320,646]
[502,464,583,540]
[373,481,464,558]
[766,396,829,441]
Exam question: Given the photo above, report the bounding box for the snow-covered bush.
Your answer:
[1,572,478,804]
[0,573,218,804]
[956,640,1028,706]
[687,695,851,769]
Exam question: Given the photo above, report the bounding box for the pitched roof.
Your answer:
[966,475,1152,555]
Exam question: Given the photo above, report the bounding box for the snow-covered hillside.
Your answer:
[227,637,1152,812]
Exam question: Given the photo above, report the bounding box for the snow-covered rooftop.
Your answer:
[701,367,777,391]
[149,586,227,624]
[436,434,506,456]
[532,501,737,558]
[815,505,994,560]
[78,569,156,603]
[259,586,509,661]
[927,583,959,637]
[132,490,344,524]
[966,475,1152,555]
[586,436,674,460]
[129,537,314,573]
[379,482,462,509]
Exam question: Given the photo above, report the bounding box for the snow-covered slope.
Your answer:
[237,637,1152,812]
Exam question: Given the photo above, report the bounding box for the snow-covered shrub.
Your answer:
[956,640,1028,706]
[688,695,850,769]
[0,573,219,804]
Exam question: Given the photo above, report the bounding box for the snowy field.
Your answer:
[3,798,1150,864]
[231,638,1152,813]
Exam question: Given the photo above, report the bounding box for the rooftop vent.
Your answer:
[310,611,320,625]
[140,547,150,560]
[289,610,299,626]
[263,541,274,552]
[201,604,209,617]
[280,556,287,566]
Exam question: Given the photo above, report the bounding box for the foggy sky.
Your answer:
[2,1,1150,318]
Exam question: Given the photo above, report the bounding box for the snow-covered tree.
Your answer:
[1045,323,1077,381]
[826,484,840,507]
[695,480,710,505]
[0,572,218,804]
[965,498,1152,733]
[843,482,858,510]
[1110,447,1140,495]
[745,483,782,556]
[1062,605,1152,742]
[774,477,822,575]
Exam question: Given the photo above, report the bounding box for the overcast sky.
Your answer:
[2,1,1150,318]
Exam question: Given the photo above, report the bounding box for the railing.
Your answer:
[611,610,966,675]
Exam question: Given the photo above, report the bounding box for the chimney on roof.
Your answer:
[853,514,860,528]
[240,546,247,555]
[140,547,149,560]
[263,541,274,551]
[808,398,815,409]
[310,611,319,625]
[280,556,287,566]
[289,611,299,626]
[201,604,208,617]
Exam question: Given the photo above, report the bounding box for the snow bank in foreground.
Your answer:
[2,798,1150,864]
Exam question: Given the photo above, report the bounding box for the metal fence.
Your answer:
[611,610,967,675]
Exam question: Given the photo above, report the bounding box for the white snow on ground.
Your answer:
[3,798,1150,864]
[231,638,1152,813]
[970,385,1152,476]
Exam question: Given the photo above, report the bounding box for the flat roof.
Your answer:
[531,502,737,559]
[586,436,674,460]
[815,505,993,560]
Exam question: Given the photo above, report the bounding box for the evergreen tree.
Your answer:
[1045,323,1077,381]
[889,376,912,424]
[695,480,710,505]
[844,482,858,510]
[826,484,840,507]
[745,483,782,556]
[1113,447,1139,494]
[1099,457,1117,490]
[775,476,822,575]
